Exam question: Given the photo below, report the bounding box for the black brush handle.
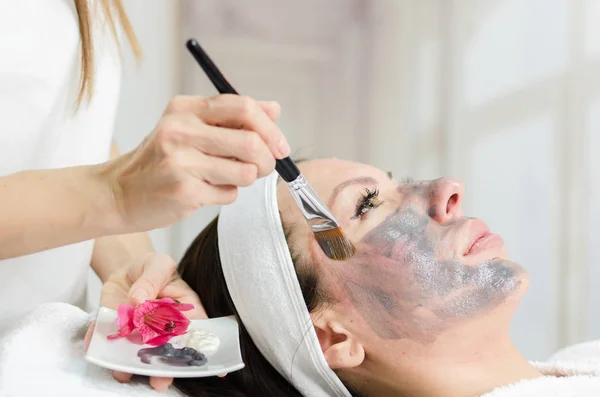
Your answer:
[186,39,300,183]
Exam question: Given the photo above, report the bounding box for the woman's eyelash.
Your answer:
[353,188,383,219]
[402,177,414,183]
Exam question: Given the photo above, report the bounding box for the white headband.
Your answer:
[218,172,352,397]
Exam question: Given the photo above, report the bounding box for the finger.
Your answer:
[193,126,275,178]
[113,371,133,383]
[217,373,228,378]
[97,274,130,310]
[198,95,290,159]
[127,253,178,305]
[258,101,281,121]
[194,182,238,206]
[168,177,238,208]
[198,155,260,187]
[150,376,173,392]
[164,95,281,122]
[159,277,207,319]
[84,321,95,352]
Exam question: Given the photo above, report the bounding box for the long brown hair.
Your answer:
[73,0,142,106]
[176,216,361,397]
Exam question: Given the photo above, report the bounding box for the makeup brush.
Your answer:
[186,38,355,261]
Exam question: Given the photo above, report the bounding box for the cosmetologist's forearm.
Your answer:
[0,164,123,259]
[90,141,156,283]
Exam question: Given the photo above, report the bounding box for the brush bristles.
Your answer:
[314,227,356,261]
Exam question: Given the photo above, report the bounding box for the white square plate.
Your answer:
[85,307,244,378]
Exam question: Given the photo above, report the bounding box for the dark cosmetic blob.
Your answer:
[137,343,208,367]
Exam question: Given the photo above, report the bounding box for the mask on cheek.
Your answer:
[339,208,524,342]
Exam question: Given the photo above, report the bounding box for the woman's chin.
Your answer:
[499,247,511,261]
[502,268,530,305]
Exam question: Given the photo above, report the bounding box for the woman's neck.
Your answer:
[348,335,542,397]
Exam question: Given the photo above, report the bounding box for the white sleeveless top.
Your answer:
[0,0,121,334]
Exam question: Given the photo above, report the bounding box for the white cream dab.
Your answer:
[182,328,220,356]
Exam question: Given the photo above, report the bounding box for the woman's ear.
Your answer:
[313,313,365,370]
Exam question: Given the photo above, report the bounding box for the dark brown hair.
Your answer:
[176,216,360,396]
[73,0,142,106]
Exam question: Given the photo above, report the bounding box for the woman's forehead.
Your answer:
[301,159,387,188]
[277,159,375,204]
[276,159,392,229]
[298,158,382,178]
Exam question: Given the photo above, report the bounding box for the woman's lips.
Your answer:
[463,220,504,257]
[465,232,504,256]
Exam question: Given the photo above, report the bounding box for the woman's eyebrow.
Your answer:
[328,176,378,208]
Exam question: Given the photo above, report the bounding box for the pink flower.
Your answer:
[108,298,194,345]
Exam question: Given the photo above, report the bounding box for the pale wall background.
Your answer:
[89,0,600,361]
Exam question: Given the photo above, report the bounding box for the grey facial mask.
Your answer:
[339,207,523,342]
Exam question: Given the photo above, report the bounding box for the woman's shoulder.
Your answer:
[0,0,82,145]
[0,0,80,74]
[0,0,119,108]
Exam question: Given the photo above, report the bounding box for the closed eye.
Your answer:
[353,188,383,219]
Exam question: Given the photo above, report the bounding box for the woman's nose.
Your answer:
[426,178,464,223]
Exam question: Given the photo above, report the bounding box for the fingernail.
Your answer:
[131,289,148,304]
[278,138,291,158]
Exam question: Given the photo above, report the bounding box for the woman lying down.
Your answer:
[1,158,600,396]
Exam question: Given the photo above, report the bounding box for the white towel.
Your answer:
[0,302,183,397]
[219,172,351,397]
[482,341,600,396]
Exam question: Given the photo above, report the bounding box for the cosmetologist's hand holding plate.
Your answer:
[85,307,244,378]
